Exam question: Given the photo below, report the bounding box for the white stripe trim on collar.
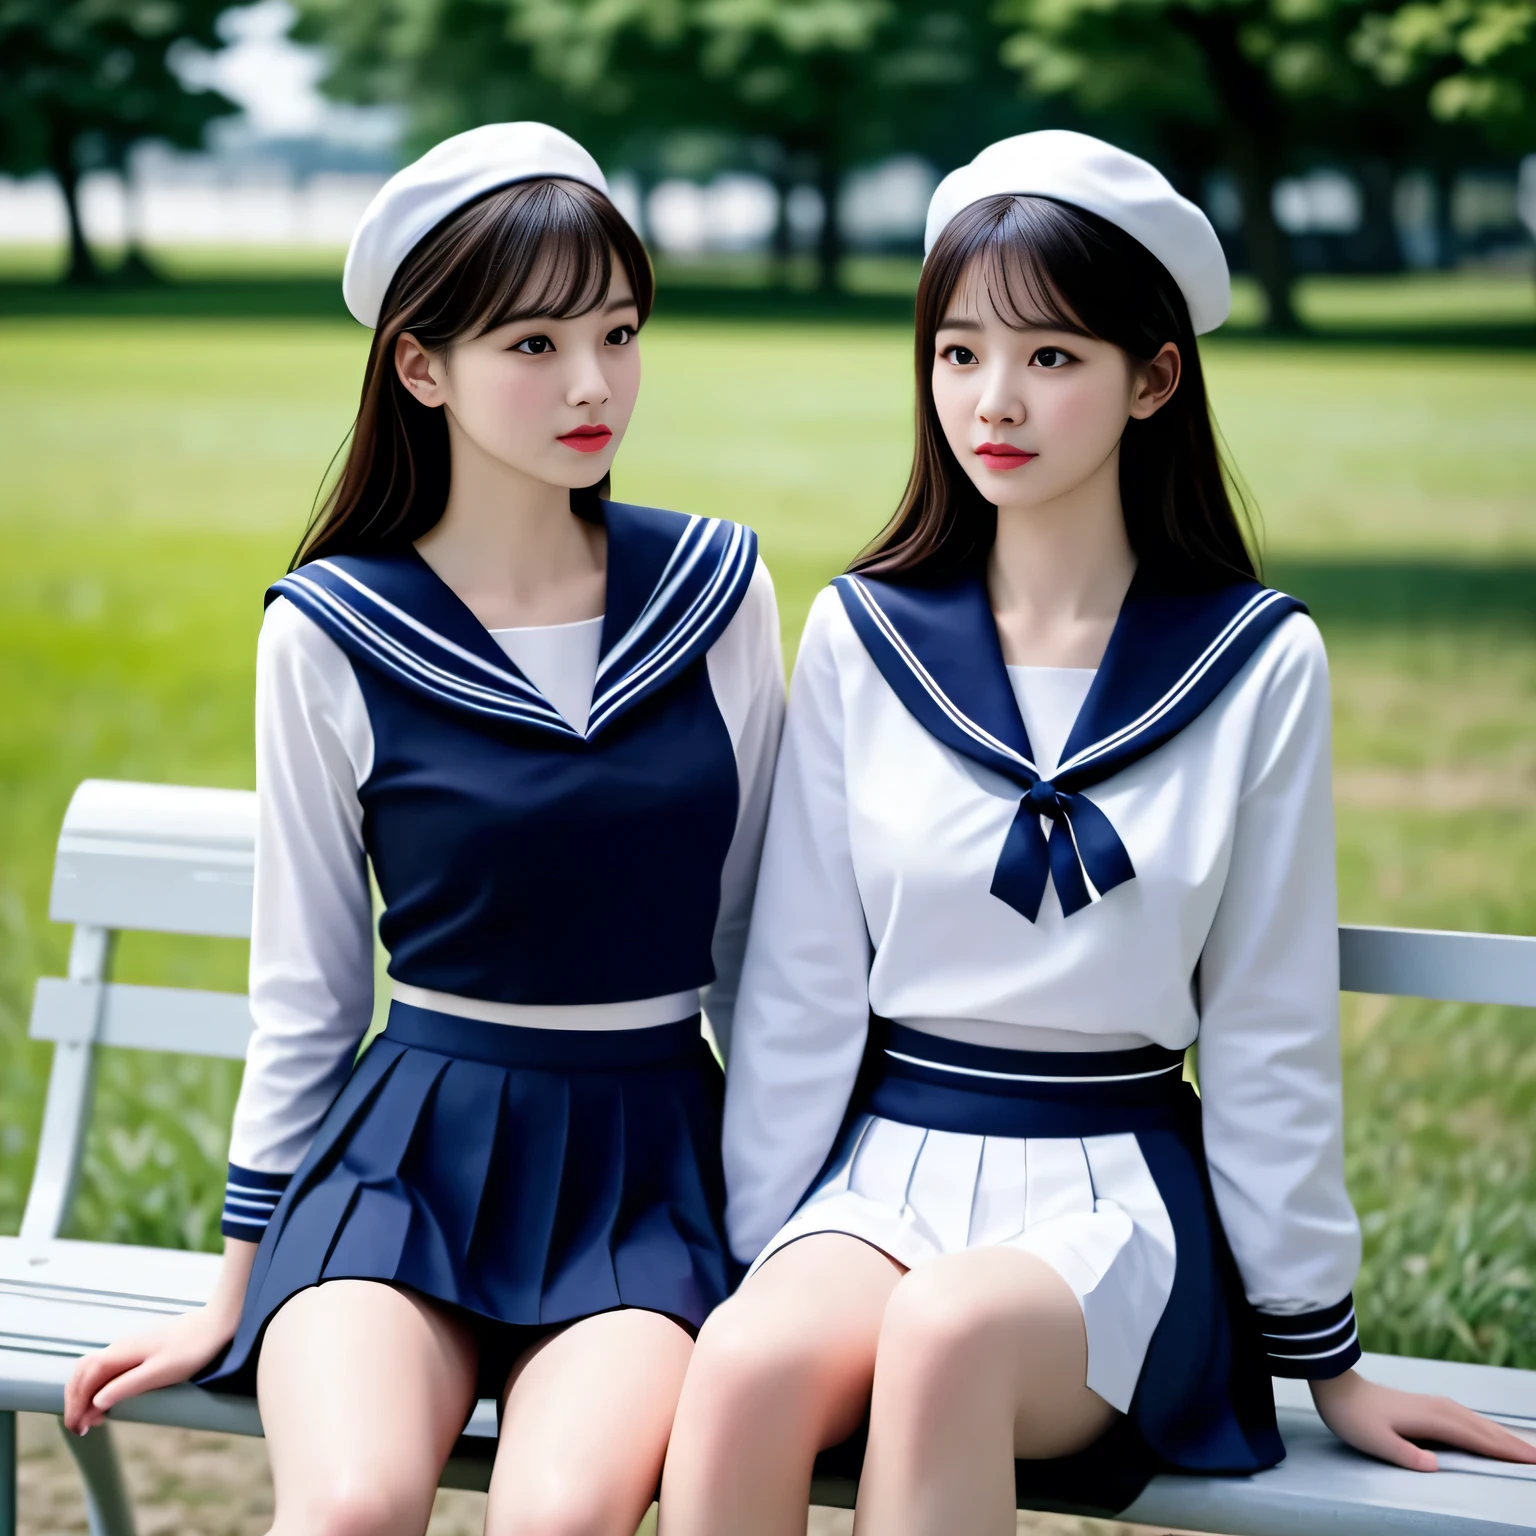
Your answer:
[845,577,1041,774]
[1057,587,1287,775]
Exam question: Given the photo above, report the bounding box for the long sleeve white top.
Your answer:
[721,586,1360,1323]
[228,557,784,1182]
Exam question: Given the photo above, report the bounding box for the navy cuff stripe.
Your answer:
[221,1162,292,1241]
[1259,1294,1362,1378]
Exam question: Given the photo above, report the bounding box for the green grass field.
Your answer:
[1,309,1533,1363]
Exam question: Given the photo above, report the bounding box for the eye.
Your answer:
[941,344,978,366]
[511,334,555,355]
[1032,347,1074,368]
[605,324,636,346]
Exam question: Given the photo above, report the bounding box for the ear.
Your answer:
[1128,342,1181,421]
[394,333,448,408]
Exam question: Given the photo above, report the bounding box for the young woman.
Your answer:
[63,122,784,1536]
[660,131,1536,1534]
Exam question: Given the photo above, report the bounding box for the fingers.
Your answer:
[1371,1430,1439,1473]
[91,1353,189,1414]
[64,1343,146,1434]
[1413,1397,1536,1465]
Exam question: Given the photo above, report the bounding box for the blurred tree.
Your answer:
[0,0,237,284]
[996,0,1431,330]
[294,0,1034,293]
[1351,0,1536,143]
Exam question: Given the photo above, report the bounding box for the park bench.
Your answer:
[3,778,1535,1536]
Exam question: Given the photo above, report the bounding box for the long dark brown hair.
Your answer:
[853,194,1258,588]
[294,177,653,569]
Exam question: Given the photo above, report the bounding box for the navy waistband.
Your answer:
[862,1021,1191,1139]
[382,1001,705,1070]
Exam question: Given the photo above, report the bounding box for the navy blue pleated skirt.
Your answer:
[200,1002,731,1397]
[809,1021,1283,1517]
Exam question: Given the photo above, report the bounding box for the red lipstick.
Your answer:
[974,442,1037,470]
[558,424,613,454]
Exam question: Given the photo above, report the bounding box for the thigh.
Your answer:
[708,1233,904,1442]
[658,1235,905,1536]
[258,1280,479,1536]
[879,1247,1116,1459]
[486,1308,693,1536]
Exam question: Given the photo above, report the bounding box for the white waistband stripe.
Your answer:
[884,1049,1183,1084]
[392,982,701,1031]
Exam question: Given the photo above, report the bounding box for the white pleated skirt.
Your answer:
[750,1112,1179,1412]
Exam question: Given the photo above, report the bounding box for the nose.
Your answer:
[976,364,1024,428]
[566,346,612,410]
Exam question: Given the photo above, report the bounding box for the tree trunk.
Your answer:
[48,119,97,285]
[1433,164,1458,271]
[1230,148,1300,331]
[1354,159,1403,274]
[770,160,794,287]
[1169,6,1300,332]
[815,145,843,297]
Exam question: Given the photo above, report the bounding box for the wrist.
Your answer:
[1309,1368,1357,1402]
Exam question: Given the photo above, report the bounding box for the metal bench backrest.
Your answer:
[23,781,257,1242]
[23,779,1536,1248]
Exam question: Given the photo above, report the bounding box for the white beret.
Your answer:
[343,122,616,328]
[924,130,1230,334]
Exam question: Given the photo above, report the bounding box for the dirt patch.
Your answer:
[17,1412,1192,1536]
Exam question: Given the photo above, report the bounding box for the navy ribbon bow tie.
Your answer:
[833,569,1307,923]
[993,777,1137,920]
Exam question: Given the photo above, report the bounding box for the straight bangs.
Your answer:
[854,193,1256,589]
[294,177,652,567]
[384,177,654,350]
[951,205,1099,343]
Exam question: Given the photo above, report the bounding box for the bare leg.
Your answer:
[856,1249,1117,1536]
[660,1235,903,1536]
[258,1280,479,1536]
[484,1308,693,1536]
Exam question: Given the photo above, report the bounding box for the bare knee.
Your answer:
[878,1265,1037,1397]
[490,1481,626,1536]
[690,1298,826,1409]
[277,1474,428,1536]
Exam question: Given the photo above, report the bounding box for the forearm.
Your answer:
[205,1237,258,1329]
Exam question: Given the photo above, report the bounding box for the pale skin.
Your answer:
[65,262,702,1536]
[658,259,1536,1536]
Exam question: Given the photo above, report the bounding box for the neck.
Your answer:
[414,410,607,630]
[986,448,1136,668]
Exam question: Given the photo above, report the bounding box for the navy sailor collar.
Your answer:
[269,500,758,743]
[833,566,1306,920]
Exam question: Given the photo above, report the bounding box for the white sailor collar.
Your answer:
[833,566,1306,920]
[270,501,758,743]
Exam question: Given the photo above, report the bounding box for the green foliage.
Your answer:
[1351,0,1536,140]
[996,0,1452,331]
[292,0,1031,291]
[0,310,1534,1366]
[0,0,239,281]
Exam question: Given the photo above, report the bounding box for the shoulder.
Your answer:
[802,581,873,665]
[709,555,781,667]
[1252,608,1328,695]
[784,584,867,700]
[605,499,756,562]
[258,593,357,699]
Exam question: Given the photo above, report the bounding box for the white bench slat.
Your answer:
[30,979,253,1060]
[0,1239,220,1305]
[1340,925,1536,1009]
[50,781,255,940]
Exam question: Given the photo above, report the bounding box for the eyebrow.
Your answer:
[604,293,638,313]
[936,317,983,333]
